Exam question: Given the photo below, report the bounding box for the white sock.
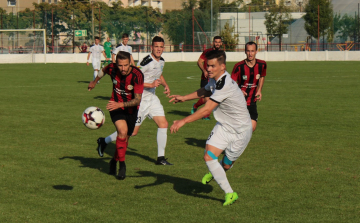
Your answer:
[105,131,117,144]
[157,128,167,157]
[93,70,98,80]
[206,159,233,194]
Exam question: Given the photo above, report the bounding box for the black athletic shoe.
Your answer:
[155,157,173,165]
[97,137,107,157]
[109,159,117,175]
[117,162,126,180]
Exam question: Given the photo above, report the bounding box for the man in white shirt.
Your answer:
[169,50,253,206]
[87,37,107,82]
[112,33,135,66]
[97,36,173,166]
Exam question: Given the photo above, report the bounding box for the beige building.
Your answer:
[0,0,60,14]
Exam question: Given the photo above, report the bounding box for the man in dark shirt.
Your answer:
[88,51,144,180]
[231,41,267,132]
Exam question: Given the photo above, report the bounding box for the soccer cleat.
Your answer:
[109,159,117,175]
[202,117,211,121]
[201,172,214,185]
[97,137,107,157]
[223,192,239,206]
[117,163,126,180]
[155,157,173,165]
[191,103,197,114]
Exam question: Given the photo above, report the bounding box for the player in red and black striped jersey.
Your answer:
[231,41,266,132]
[88,51,144,180]
[191,36,223,120]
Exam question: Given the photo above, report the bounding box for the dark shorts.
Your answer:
[247,104,258,122]
[200,79,208,88]
[109,109,138,136]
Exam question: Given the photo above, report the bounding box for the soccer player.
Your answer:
[231,41,266,132]
[169,50,252,206]
[88,51,144,180]
[87,37,107,82]
[112,33,135,66]
[103,37,112,67]
[97,36,173,166]
[191,36,223,120]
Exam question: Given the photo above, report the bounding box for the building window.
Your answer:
[7,0,16,7]
[42,0,46,2]
[48,0,52,3]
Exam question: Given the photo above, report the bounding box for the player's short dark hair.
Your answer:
[205,50,226,65]
[122,33,129,39]
[152,36,165,46]
[213,36,222,42]
[95,36,100,40]
[116,51,131,63]
[245,41,257,50]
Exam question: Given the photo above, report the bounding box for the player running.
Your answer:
[97,36,173,166]
[112,33,135,66]
[191,36,223,120]
[87,37,107,82]
[88,51,144,180]
[103,37,112,67]
[169,50,252,206]
[231,41,266,132]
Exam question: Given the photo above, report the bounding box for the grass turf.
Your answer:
[0,61,359,222]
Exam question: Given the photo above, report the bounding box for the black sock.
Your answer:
[119,161,126,168]
[157,156,164,161]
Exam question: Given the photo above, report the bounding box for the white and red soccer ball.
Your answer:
[82,106,105,130]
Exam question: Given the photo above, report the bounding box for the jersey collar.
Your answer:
[215,71,228,82]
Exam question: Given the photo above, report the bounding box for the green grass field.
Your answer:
[0,61,359,222]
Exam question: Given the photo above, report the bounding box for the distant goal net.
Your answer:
[0,29,46,64]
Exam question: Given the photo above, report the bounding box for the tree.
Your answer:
[220,22,239,51]
[303,0,333,40]
[264,0,292,48]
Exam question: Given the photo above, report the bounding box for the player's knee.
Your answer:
[117,131,128,138]
[203,150,218,162]
[158,119,168,128]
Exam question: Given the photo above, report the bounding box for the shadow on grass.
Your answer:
[77,80,90,84]
[58,147,157,175]
[132,171,223,203]
[167,110,190,117]
[185,138,206,148]
[53,185,73,190]
[94,96,111,100]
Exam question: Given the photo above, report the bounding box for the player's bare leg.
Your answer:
[251,120,257,132]
[203,144,238,206]
[152,116,173,165]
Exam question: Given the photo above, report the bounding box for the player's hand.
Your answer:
[88,81,96,91]
[153,79,161,88]
[170,120,185,133]
[86,62,89,66]
[255,92,262,102]
[204,70,209,78]
[163,85,170,97]
[241,90,248,97]
[169,95,185,104]
[106,101,123,111]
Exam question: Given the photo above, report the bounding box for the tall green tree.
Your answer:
[220,22,239,50]
[264,0,292,46]
[303,0,333,40]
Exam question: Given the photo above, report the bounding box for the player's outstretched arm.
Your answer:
[159,75,170,96]
[170,100,218,133]
[255,76,265,102]
[88,68,105,91]
[106,93,142,111]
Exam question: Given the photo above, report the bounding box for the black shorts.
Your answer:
[247,104,258,122]
[109,109,138,136]
[200,79,208,88]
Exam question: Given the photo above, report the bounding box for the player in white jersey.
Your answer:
[112,33,135,66]
[87,37,107,82]
[96,36,173,165]
[169,50,253,206]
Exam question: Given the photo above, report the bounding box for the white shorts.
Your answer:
[206,123,252,161]
[92,59,101,70]
[135,94,165,126]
